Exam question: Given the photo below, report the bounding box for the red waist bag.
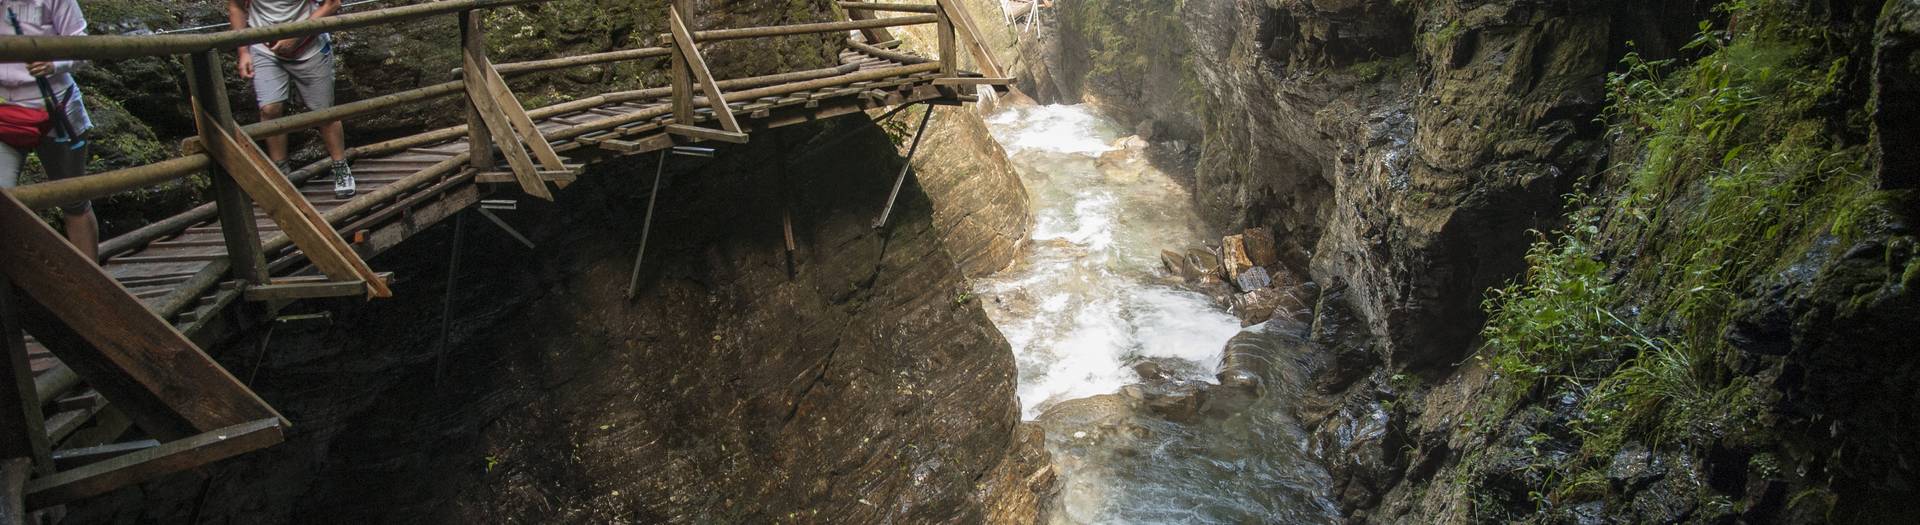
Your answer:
[0,104,49,149]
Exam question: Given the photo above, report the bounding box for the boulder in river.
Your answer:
[1235,265,1272,292]
[1221,234,1256,279]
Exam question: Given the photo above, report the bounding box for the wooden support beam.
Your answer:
[477,57,569,175]
[0,281,50,475]
[936,0,1005,79]
[474,169,579,185]
[670,0,695,127]
[0,458,23,525]
[185,50,270,286]
[598,133,675,155]
[936,3,956,77]
[668,5,742,134]
[462,41,553,201]
[24,418,284,509]
[202,123,393,297]
[666,124,749,144]
[0,191,283,440]
[461,11,496,173]
[841,0,898,44]
[51,439,157,470]
[243,272,392,302]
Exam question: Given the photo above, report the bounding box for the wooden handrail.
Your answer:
[671,15,937,42]
[0,0,545,61]
[836,2,939,13]
[3,7,951,212]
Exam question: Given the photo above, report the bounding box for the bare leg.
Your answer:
[260,102,287,163]
[63,209,98,263]
[320,120,346,162]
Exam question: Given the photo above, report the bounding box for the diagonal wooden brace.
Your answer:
[935,0,1004,79]
[462,48,555,201]
[475,56,574,188]
[0,191,285,440]
[201,124,394,298]
[668,5,743,134]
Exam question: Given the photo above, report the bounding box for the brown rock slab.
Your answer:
[1243,227,1279,268]
[1221,234,1255,279]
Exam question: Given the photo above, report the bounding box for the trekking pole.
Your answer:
[7,8,85,151]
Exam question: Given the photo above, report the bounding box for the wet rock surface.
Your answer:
[1011,0,1909,521]
[68,119,1049,523]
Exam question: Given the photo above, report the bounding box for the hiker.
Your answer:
[0,0,97,262]
[227,0,354,198]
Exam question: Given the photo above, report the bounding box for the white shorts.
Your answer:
[251,41,336,110]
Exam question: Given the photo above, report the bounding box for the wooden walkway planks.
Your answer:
[9,46,990,462]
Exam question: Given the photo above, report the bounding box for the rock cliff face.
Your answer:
[1021,0,1710,368]
[59,1,1050,522]
[1023,0,1920,522]
[72,119,1049,524]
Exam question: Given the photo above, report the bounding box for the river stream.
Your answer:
[975,104,1341,524]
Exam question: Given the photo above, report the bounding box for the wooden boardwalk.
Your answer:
[23,43,980,428]
[0,0,1009,509]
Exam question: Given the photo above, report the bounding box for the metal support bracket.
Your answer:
[474,207,536,250]
[874,104,935,229]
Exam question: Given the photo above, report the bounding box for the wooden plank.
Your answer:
[0,280,51,474]
[203,124,393,297]
[474,169,578,185]
[932,77,1014,86]
[666,124,749,144]
[462,48,554,201]
[0,458,25,525]
[599,133,675,155]
[24,418,284,509]
[50,439,156,470]
[243,280,369,302]
[668,6,743,133]
[0,191,283,440]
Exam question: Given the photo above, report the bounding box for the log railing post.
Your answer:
[0,280,52,475]
[936,2,956,78]
[670,0,695,125]
[461,10,495,171]
[184,50,270,286]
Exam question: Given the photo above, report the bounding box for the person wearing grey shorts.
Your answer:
[1,0,97,262]
[227,0,354,198]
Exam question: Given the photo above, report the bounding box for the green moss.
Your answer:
[1345,56,1413,83]
[79,0,174,26]
[1462,0,1897,514]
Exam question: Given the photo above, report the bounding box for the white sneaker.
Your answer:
[331,161,356,199]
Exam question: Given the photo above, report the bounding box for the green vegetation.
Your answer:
[1458,0,1886,518]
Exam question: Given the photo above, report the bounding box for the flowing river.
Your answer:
[975,104,1341,524]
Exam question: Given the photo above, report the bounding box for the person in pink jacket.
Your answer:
[0,0,96,262]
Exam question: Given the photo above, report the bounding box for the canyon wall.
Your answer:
[1022,0,1920,521]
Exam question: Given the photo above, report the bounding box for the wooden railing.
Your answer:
[0,0,1005,507]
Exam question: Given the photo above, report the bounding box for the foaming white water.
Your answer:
[975,104,1240,418]
[977,103,1340,525]
[986,104,1123,156]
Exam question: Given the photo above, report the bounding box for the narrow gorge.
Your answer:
[4,0,1917,524]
